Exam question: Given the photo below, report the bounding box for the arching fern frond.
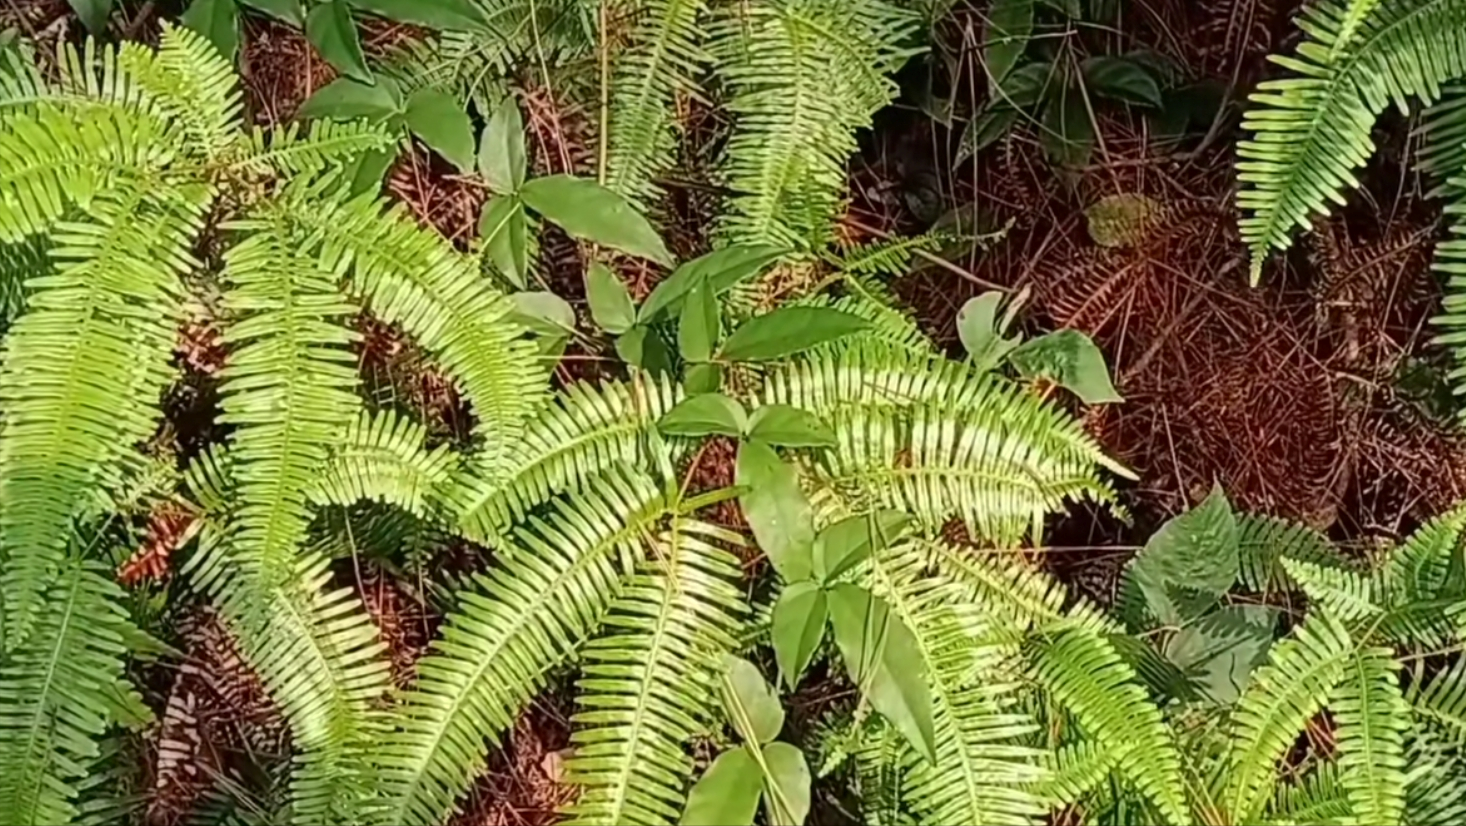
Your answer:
[1406,657,1466,744]
[308,409,460,519]
[1404,729,1466,824]
[1034,739,1119,809]
[1333,647,1409,826]
[1264,762,1352,826]
[1237,512,1339,593]
[241,120,396,179]
[115,24,242,160]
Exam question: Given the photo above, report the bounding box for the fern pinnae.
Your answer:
[1332,646,1409,826]
[307,409,460,519]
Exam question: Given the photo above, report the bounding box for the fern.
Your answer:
[1407,658,1466,744]
[1332,647,1410,826]
[1237,513,1340,593]
[307,410,460,519]
[1034,739,1119,809]
[1264,762,1353,826]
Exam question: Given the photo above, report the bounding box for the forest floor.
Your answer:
[5,0,1465,822]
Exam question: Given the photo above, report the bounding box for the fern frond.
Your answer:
[0,187,204,645]
[115,24,242,160]
[1034,739,1119,809]
[1332,647,1409,826]
[853,718,913,826]
[1237,513,1339,593]
[1221,611,1354,822]
[241,120,396,179]
[791,291,935,358]
[0,235,43,332]
[833,232,948,280]
[380,466,671,826]
[0,559,136,826]
[562,517,746,825]
[1404,729,1466,824]
[1407,657,1466,744]
[909,538,1113,635]
[452,376,680,545]
[307,409,460,519]
[604,0,708,207]
[1416,84,1466,198]
[1383,504,1466,600]
[1283,557,1385,623]
[1029,625,1189,824]
[1236,0,1466,281]
[1264,762,1353,826]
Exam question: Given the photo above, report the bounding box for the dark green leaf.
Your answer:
[586,262,636,334]
[1009,329,1120,403]
[343,146,396,196]
[993,61,1055,109]
[826,584,936,762]
[678,278,720,363]
[772,582,827,690]
[721,308,870,362]
[640,245,785,321]
[1164,605,1277,705]
[404,87,474,171]
[297,76,402,121]
[1037,0,1081,15]
[816,511,912,583]
[746,405,835,448]
[1124,485,1239,626]
[681,748,762,826]
[684,362,722,395]
[306,0,371,83]
[658,393,747,438]
[983,0,1033,91]
[345,0,490,31]
[181,0,239,62]
[508,291,575,338]
[1081,55,1163,108]
[478,196,528,289]
[761,742,812,826]
[957,292,1021,370]
[241,0,302,25]
[69,0,113,34]
[479,96,527,193]
[736,441,815,582]
[615,325,674,376]
[722,656,785,745]
[1041,89,1093,168]
[956,107,1019,164]
[520,175,673,266]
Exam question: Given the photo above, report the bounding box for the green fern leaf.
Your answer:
[307,409,460,518]
[1237,513,1339,593]
[1264,762,1353,826]
[1332,647,1409,826]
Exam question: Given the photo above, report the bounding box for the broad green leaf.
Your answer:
[1009,329,1121,403]
[746,405,835,448]
[1081,55,1163,108]
[684,362,722,395]
[343,146,395,196]
[678,278,720,363]
[297,76,402,121]
[241,0,302,25]
[658,393,747,438]
[956,107,1019,164]
[585,262,636,334]
[69,0,113,34]
[736,440,815,582]
[521,175,673,266]
[479,96,527,193]
[306,0,371,83]
[345,0,490,31]
[478,196,528,288]
[508,291,575,338]
[640,245,785,321]
[721,308,870,362]
[615,325,674,375]
[181,0,239,62]
[815,511,912,582]
[983,0,1033,91]
[761,742,812,826]
[681,748,762,826]
[772,582,827,689]
[722,656,786,745]
[826,583,936,762]
[957,292,1021,370]
[1125,485,1239,626]
[1164,605,1276,705]
[1041,89,1093,168]
[992,60,1055,109]
[404,87,474,171]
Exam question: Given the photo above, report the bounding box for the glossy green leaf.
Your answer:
[1041,89,1093,168]
[956,107,1019,164]
[345,0,490,31]
[684,362,722,395]
[520,175,673,266]
[297,76,403,121]
[815,511,912,582]
[508,291,575,338]
[69,0,113,34]
[721,656,785,745]
[772,582,827,689]
[479,96,527,194]
[478,195,528,288]
[1124,485,1239,627]
[720,308,870,362]
[615,325,674,375]
[761,742,812,826]
[306,0,371,83]
[957,292,1021,370]
[983,0,1033,91]
[826,583,936,762]
[736,440,815,582]
[681,748,762,826]
[678,278,720,363]
[658,393,747,438]
[640,245,785,321]
[404,87,474,171]
[1010,329,1121,403]
[746,405,835,448]
[241,0,303,25]
[586,262,636,334]
[181,0,239,62]
[1082,55,1163,108]
[1164,605,1276,705]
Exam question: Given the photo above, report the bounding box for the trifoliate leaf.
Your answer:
[746,405,836,448]
[815,511,912,583]
[761,742,812,826]
[658,393,747,438]
[678,278,720,363]
[405,87,474,171]
[957,292,1021,370]
[737,441,815,582]
[721,656,785,745]
[1164,605,1277,705]
[640,245,784,321]
[721,308,870,362]
[521,175,673,266]
[181,0,239,62]
[345,0,490,31]
[508,291,575,338]
[306,0,371,83]
[585,262,636,334]
[478,195,528,289]
[479,96,527,193]
[772,582,827,689]
[1009,329,1121,403]
[826,584,936,762]
[1082,55,1163,108]
[241,0,302,25]
[681,748,762,826]
[297,76,402,121]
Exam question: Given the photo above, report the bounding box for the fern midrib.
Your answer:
[734,10,814,243]
[1341,651,1391,823]
[610,0,700,195]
